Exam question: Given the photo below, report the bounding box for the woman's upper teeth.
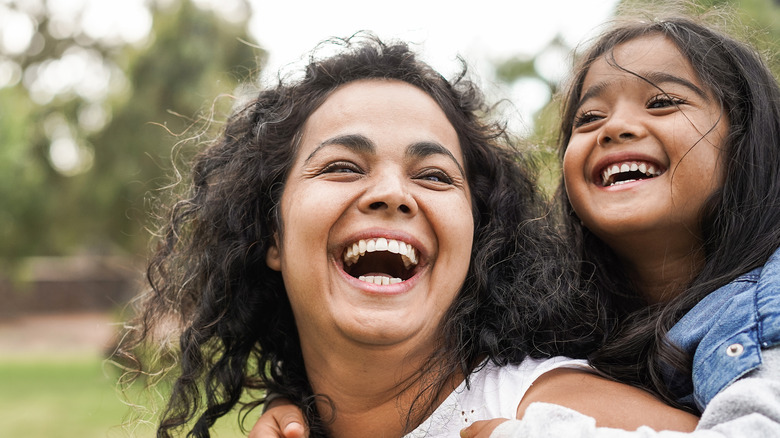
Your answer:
[601,160,662,186]
[343,237,418,268]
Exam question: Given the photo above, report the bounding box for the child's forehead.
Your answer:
[603,34,684,69]
[582,35,700,90]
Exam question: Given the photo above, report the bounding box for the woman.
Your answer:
[118,34,695,438]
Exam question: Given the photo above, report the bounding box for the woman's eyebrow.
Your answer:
[304,134,375,163]
[407,141,466,178]
[305,135,466,177]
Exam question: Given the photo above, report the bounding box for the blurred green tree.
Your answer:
[0,0,263,271]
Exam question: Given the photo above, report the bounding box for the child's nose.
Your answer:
[598,108,648,146]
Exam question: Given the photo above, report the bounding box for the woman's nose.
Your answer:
[358,171,417,216]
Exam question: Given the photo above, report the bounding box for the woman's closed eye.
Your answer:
[320,161,364,175]
[414,168,454,185]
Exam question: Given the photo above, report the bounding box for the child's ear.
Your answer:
[266,234,281,271]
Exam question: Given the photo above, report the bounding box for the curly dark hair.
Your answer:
[557,16,780,409]
[117,33,601,437]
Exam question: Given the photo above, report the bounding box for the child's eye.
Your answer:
[320,161,363,175]
[647,94,686,109]
[415,169,453,185]
[573,111,603,128]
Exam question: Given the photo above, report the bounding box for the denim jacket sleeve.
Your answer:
[665,247,780,411]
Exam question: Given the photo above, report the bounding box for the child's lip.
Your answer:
[591,152,666,186]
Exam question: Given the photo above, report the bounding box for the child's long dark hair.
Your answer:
[557,16,780,408]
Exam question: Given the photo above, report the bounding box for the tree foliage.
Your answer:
[0,0,263,269]
[1,0,777,269]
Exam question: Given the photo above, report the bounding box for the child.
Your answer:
[465,13,780,438]
[251,14,780,438]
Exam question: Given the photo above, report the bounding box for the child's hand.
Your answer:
[460,418,509,438]
[249,399,307,438]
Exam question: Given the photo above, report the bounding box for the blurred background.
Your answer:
[0,0,777,436]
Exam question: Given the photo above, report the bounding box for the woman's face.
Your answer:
[563,35,728,258]
[266,79,474,356]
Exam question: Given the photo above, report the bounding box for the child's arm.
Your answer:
[464,377,780,438]
[461,348,780,438]
[249,399,307,438]
[515,368,698,431]
[459,367,698,438]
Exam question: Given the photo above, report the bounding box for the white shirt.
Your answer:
[404,356,590,438]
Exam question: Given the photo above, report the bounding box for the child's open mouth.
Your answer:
[599,160,665,187]
[342,238,419,285]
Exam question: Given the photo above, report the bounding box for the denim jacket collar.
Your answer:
[665,247,780,411]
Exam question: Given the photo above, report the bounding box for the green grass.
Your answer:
[0,356,250,438]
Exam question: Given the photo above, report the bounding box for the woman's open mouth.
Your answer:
[342,238,419,285]
[599,160,665,187]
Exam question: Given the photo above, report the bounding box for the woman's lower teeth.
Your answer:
[359,275,402,285]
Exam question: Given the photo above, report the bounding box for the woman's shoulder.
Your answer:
[463,357,591,418]
[404,357,589,438]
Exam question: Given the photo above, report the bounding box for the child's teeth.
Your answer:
[375,238,388,251]
[600,161,664,187]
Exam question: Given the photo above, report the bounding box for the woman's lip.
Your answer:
[333,256,423,295]
[334,228,429,266]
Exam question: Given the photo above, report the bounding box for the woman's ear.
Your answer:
[266,234,281,271]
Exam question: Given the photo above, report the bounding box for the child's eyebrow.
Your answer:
[576,70,710,111]
[643,71,709,100]
[576,81,610,110]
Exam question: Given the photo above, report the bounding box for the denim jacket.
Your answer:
[665,246,780,411]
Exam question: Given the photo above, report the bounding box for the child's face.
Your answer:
[563,35,728,258]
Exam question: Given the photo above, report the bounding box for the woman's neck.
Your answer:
[300,340,459,438]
